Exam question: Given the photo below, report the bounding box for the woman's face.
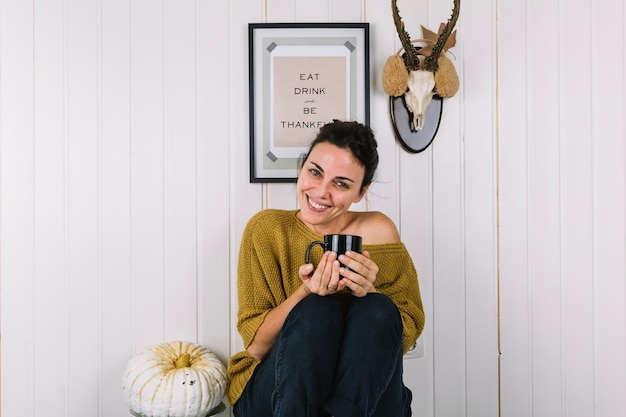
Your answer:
[296,142,367,233]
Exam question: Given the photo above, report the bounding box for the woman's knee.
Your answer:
[347,294,402,337]
[355,294,400,321]
[283,295,343,337]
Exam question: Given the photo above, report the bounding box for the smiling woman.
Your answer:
[297,142,367,234]
[227,120,425,417]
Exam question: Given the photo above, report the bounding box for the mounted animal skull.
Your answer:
[383,0,460,131]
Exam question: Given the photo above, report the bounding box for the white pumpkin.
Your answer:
[123,340,227,417]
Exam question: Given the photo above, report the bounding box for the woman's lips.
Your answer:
[307,196,329,211]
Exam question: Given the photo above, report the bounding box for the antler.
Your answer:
[423,0,460,72]
[391,0,421,71]
[391,0,460,72]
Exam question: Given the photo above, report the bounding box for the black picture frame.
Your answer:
[248,22,370,183]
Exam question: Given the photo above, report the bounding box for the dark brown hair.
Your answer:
[301,120,379,193]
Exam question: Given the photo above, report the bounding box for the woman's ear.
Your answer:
[354,184,370,203]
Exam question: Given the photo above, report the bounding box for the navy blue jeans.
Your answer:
[233,293,412,417]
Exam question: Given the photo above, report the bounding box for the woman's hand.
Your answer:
[299,251,341,296]
[336,250,379,297]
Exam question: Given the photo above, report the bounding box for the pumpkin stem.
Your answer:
[174,352,192,368]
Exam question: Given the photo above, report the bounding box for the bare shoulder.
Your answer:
[350,211,401,244]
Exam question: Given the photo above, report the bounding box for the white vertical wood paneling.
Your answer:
[430,81,466,417]
[266,183,299,210]
[592,1,626,416]
[33,0,67,414]
[0,0,36,415]
[296,0,329,22]
[266,0,295,22]
[462,0,499,416]
[498,0,532,415]
[132,0,166,349]
[163,0,198,342]
[399,155,435,417]
[65,0,100,414]
[332,0,363,22]
[197,0,232,364]
[560,1,595,416]
[100,0,132,414]
[526,0,563,415]
[430,0,467,413]
[499,1,626,417]
[230,0,265,360]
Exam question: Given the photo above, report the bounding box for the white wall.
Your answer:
[0,0,624,417]
[498,0,626,416]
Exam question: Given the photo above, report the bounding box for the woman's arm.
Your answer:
[246,285,308,360]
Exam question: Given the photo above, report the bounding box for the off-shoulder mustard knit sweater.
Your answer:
[226,209,425,405]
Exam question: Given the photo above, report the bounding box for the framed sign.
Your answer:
[248,23,370,182]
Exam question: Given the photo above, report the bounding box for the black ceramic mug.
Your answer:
[305,234,363,270]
